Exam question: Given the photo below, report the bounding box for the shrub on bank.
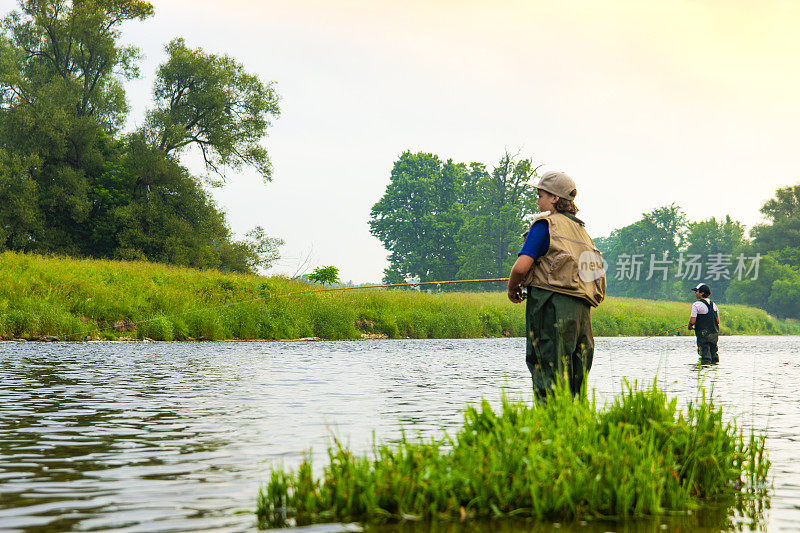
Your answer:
[256,381,770,528]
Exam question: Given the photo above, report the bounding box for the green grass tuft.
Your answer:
[256,381,770,528]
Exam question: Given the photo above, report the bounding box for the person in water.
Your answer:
[688,283,720,364]
[507,171,606,402]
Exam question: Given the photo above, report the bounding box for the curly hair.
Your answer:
[554,189,579,214]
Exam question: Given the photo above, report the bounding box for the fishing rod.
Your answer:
[53,277,512,341]
[279,278,510,297]
[51,277,688,344]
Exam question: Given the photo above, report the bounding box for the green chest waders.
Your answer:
[525,287,594,402]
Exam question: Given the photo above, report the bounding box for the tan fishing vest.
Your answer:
[521,212,606,307]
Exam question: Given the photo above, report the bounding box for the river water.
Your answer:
[0,336,797,532]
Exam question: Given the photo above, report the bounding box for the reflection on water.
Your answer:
[0,336,797,532]
[367,501,764,533]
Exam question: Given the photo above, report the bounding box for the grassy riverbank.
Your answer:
[1,251,798,340]
[256,381,770,527]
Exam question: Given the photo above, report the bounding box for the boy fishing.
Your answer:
[688,283,720,364]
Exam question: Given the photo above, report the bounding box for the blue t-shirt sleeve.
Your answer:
[518,219,550,259]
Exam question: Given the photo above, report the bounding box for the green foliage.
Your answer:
[455,152,539,283]
[751,183,800,253]
[256,381,770,527]
[146,37,281,182]
[110,135,277,272]
[727,251,800,319]
[597,207,757,305]
[1,0,154,129]
[370,151,539,288]
[0,252,796,341]
[308,266,340,286]
[719,183,800,318]
[243,226,284,272]
[597,204,687,301]
[370,152,467,284]
[594,181,800,318]
[0,1,281,274]
[0,148,40,249]
[683,215,747,302]
[86,157,135,256]
[686,215,747,257]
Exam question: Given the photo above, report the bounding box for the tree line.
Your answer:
[0,0,282,272]
[597,184,800,319]
[371,151,800,318]
[369,150,539,291]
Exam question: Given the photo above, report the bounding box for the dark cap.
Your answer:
[690,283,711,295]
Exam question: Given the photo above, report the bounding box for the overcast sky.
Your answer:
[3,0,799,282]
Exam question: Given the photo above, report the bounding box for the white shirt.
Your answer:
[690,298,718,318]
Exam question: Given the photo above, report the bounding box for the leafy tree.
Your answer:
[1,0,153,129]
[0,0,153,254]
[580,181,800,316]
[86,157,136,257]
[456,151,539,284]
[308,266,340,286]
[726,183,800,317]
[145,38,280,182]
[370,151,542,289]
[726,252,800,318]
[684,215,747,302]
[767,274,800,318]
[0,1,283,274]
[0,148,40,250]
[110,138,272,272]
[751,183,800,257]
[241,226,284,272]
[369,151,466,284]
[685,215,746,257]
[597,204,687,300]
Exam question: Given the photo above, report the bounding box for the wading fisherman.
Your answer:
[688,283,720,364]
[507,171,606,402]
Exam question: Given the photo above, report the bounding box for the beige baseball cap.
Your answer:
[534,171,577,200]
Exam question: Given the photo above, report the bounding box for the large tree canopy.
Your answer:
[0,0,283,272]
[456,152,539,282]
[0,0,154,254]
[1,0,154,129]
[751,183,800,255]
[369,151,466,284]
[595,204,687,300]
[598,207,756,303]
[146,37,281,182]
[683,215,747,301]
[727,182,800,317]
[369,151,540,287]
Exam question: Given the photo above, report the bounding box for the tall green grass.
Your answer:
[256,381,770,528]
[0,251,796,340]
[595,297,799,336]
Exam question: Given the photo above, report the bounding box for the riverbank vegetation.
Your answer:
[256,381,770,528]
[1,252,797,341]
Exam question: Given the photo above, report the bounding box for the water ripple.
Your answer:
[0,337,798,531]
